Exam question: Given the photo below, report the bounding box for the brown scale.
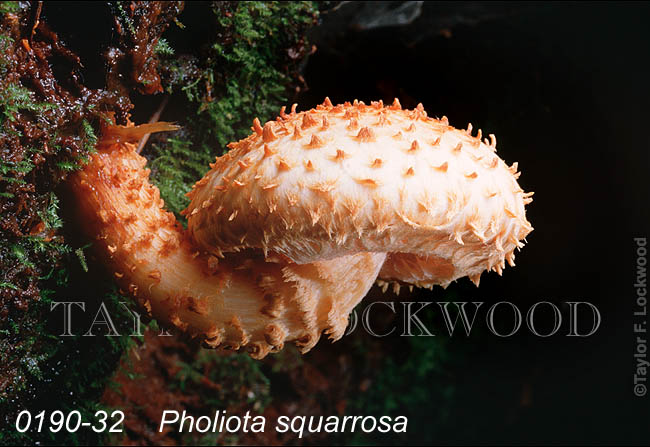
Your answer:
[277,158,292,171]
[433,161,449,172]
[301,113,318,129]
[264,323,286,347]
[343,109,360,119]
[408,140,420,153]
[355,127,376,142]
[252,118,263,135]
[304,160,315,172]
[355,178,379,188]
[306,134,325,148]
[262,122,278,142]
[291,125,302,140]
[261,292,283,318]
[330,149,347,162]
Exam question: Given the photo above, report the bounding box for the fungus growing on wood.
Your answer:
[69,99,533,358]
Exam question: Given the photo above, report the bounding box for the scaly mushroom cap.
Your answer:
[186,99,533,288]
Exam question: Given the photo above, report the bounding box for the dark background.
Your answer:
[297,2,649,444]
[23,1,650,444]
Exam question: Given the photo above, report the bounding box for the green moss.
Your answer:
[0,47,100,294]
[0,83,56,125]
[0,53,92,282]
[148,137,212,218]
[199,1,317,147]
[175,351,271,410]
[114,1,136,37]
[0,1,19,15]
[81,119,98,153]
[154,38,175,56]
[170,350,270,446]
[152,2,318,218]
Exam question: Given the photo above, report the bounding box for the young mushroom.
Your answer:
[68,99,533,358]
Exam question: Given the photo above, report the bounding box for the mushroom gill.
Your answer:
[68,99,533,358]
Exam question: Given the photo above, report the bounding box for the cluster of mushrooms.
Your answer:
[69,98,533,358]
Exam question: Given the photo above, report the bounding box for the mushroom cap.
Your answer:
[186,99,533,288]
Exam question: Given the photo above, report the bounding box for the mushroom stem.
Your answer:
[68,125,385,358]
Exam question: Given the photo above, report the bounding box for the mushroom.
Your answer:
[68,99,533,358]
